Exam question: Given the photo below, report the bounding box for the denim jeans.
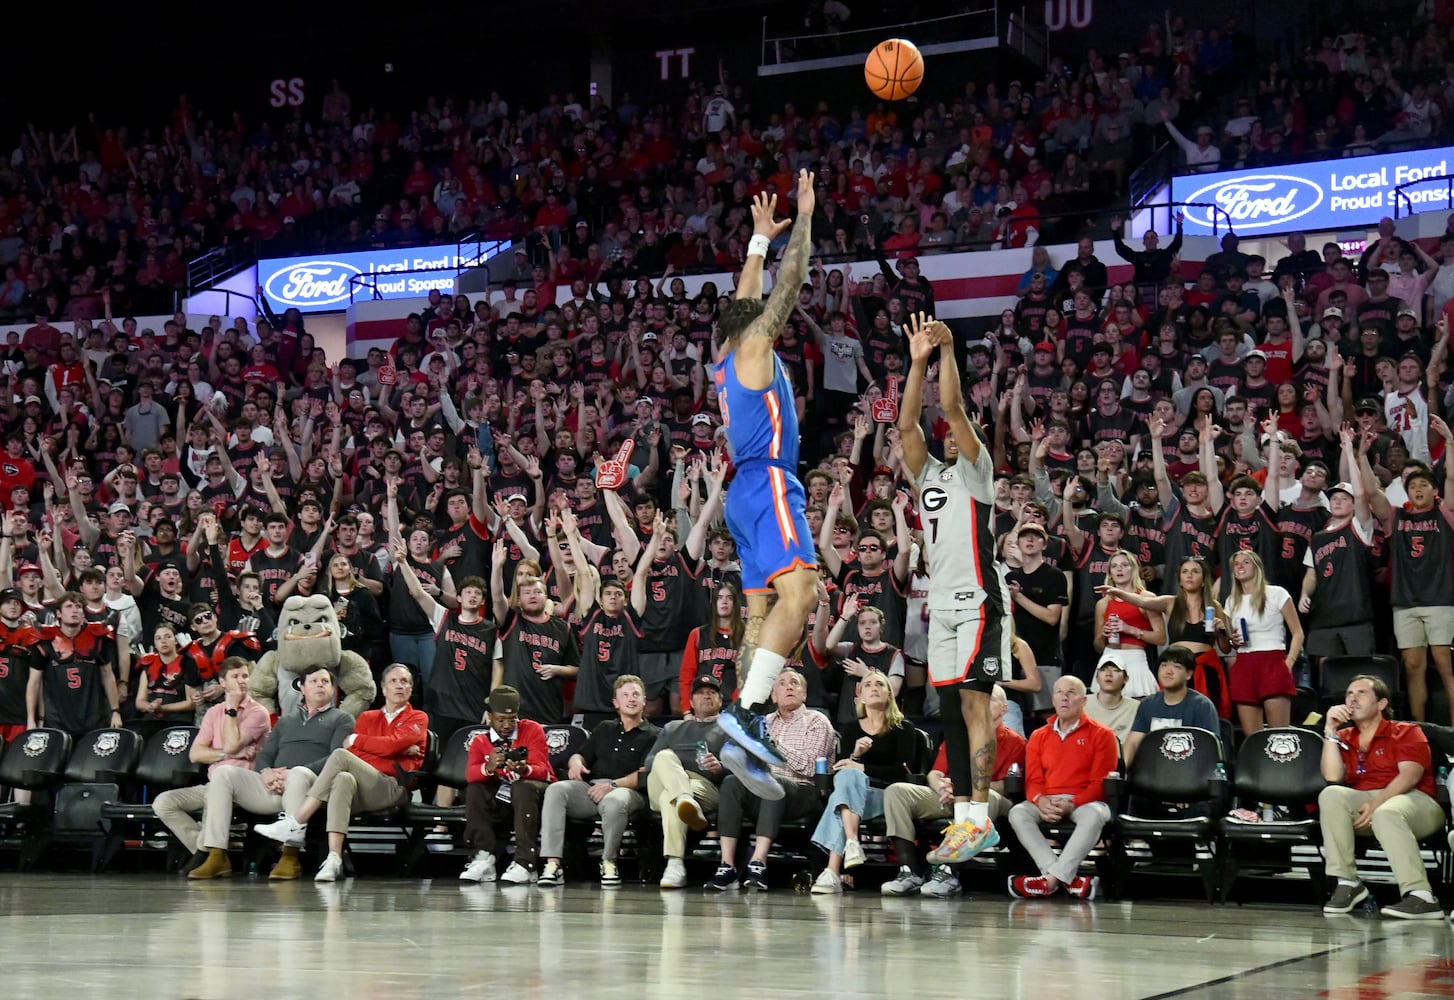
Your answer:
[390,631,437,685]
[810,767,885,857]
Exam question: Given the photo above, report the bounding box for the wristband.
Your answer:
[747,235,772,260]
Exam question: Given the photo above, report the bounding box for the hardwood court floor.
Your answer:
[1,874,1452,999]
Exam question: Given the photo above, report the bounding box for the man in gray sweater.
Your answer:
[184,664,354,881]
[645,675,730,889]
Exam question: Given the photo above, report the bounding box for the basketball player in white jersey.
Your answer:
[898,313,1009,862]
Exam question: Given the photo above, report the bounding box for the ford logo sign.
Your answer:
[263,260,363,308]
[1182,173,1325,232]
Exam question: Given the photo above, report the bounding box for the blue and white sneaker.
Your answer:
[718,702,786,765]
[720,742,785,801]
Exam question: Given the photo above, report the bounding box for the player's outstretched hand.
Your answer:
[796,168,816,217]
[906,312,939,364]
[750,192,791,241]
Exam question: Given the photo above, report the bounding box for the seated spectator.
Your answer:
[200,664,352,881]
[1084,661,1138,748]
[878,685,1025,898]
[645,674,731,889]
[707,670,834,892]
[153,657,271,877]
[254,663,426,882]
[808,669,921,894]
[457,685,554,884]
[1006,675,1118,899]
[1124,647,1220,764]
[1320,675,1444,920]
[536,675,659,888]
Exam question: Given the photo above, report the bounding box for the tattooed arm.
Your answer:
[728,169,817,392]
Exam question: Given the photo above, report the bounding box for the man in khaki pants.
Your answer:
[645,675,729,889]
[153,658,271,878]
[179,664,355,880]
[255,664,427,882]
[1320,675,1445,920]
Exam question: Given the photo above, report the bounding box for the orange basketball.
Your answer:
[864,38,924,101]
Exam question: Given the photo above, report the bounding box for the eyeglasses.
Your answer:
[191,611,214,625]
[857,544,882,553]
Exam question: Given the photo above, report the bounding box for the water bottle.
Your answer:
[1239,619,1250,647]
[1213,763,1227,781]
[1203,606,1216,632]
[1361,894,1379,917]
[815,756,831,797]
[694,740,709,769]
[1107,614,1122,647]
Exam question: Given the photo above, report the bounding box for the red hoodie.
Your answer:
[465,718,555,784]
[348,705,429,774]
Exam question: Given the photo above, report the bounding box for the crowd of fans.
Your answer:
[1,5,1445,336]
[0,8,1453,907]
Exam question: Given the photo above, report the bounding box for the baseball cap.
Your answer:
[15,562,41,577]
[107,501,131,516]
[505,493,528,504]
[1398,307,1420,319]
[641,332,658,341]
[1033,341,1055,354]
[690,413,716,427]
[1328,481,1356,498]
[871,465,895,480]
[1245,350,1267,362]
[1018,522,1048,537]
[487,686,521,714]
[691,674,723,693]
[1354,397,1381,415]
[1321,307,1343,320]
[0,588,20,605]
[22,394,40,404]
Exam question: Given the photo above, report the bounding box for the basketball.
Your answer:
[864,38,924,101]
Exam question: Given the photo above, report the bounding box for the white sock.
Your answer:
[327,852,342,863]
[738,649,788,709]
[953,801,972,824]
[1411,889,1436,903]
[961,801,989,826]
[1338,878,1361,887]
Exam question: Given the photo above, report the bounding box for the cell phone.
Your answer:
[506,747,528,763]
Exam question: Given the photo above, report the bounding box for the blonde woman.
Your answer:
[1224,550,1303,736]
[809,669,923,894]
[1091,551,1166,699]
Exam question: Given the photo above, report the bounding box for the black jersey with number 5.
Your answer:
[499,612,580,724]
[426,611,498,723]
[1391,504,1454,608]
[574,607,644,713]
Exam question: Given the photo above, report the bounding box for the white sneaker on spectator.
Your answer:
[880,866,926,896]
[255,814,306,844]
[460,851,496,883]
[810,869,843,895]
[919,866,961,897]
[660,858,688,889]
[313,853,343,883]
[537,859,563,887]
[501,861,537,884]
[843,840,866,869]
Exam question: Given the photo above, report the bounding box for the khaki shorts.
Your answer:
[1393,606,1454,649]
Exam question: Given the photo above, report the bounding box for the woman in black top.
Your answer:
[809,669,922,894]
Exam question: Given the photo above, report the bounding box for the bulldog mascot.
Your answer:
[250,595,376,717]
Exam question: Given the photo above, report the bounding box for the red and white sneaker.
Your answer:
[1008,875,1059,898]
[1065,875,1100,900]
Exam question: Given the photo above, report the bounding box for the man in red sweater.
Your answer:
[1006,675,1118,900]
[459,685,555,884]
[255,663,427,882]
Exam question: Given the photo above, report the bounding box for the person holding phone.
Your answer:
[458,686,555,884]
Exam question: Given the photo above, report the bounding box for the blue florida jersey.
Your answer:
[715,350,801,471]
[714,350,814,592]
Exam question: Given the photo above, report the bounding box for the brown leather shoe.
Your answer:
[186,849,233,880]
[269,846,302,881]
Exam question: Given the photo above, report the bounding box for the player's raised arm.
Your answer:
[929,315,983,465]
[898,313,938,480]
[716,170,816,389]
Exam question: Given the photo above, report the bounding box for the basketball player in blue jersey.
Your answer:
[710,169,818,801]
[898,312,1008,862]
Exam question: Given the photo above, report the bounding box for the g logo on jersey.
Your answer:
[920,486,949,512]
